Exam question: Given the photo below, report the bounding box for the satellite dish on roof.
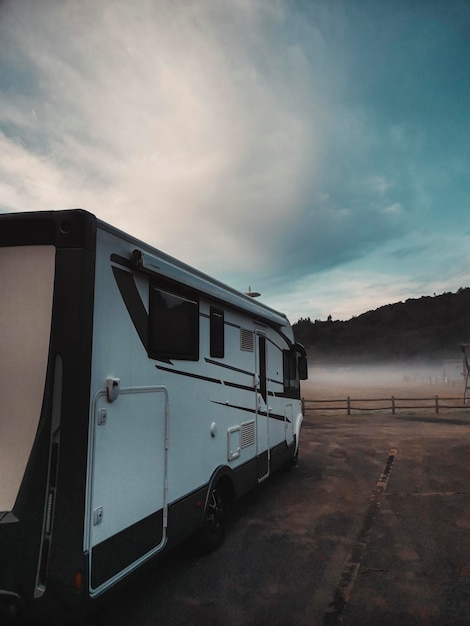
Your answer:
[245,286,261,298]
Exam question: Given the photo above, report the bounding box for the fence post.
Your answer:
[392,395,395,415]
[347,396,351,416]
[435,395,439,414]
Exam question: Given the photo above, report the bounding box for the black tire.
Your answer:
[291,448,299,466]
[198,485,226,554]
[284,448,299,472]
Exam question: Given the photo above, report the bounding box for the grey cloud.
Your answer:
[0,0,326,271]
[262,198,406,291]
[1,0,468,326]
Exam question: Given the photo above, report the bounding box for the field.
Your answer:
[303,361,466,401]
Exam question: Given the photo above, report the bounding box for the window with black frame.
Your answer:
[210,307,225,358]
[283,349,300,398]
[149,285,199,360]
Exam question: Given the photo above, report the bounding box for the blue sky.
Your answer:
[1,0,469,322]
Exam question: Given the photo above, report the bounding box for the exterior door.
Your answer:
[255,332,270,481]
[88,385,168,595]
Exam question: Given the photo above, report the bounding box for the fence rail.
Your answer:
[302,395,469,416]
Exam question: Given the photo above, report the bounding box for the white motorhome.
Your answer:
[0,209,306,618]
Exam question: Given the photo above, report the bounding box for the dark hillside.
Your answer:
[293,287,470,362]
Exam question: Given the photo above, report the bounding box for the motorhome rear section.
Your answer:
[0,245,55,515]
[0,209,307,619]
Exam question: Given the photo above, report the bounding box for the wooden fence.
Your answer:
[302,395,469,416]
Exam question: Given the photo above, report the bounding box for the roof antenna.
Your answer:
[245,286,261,298]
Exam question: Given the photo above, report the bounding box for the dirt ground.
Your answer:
[301,363,470,625]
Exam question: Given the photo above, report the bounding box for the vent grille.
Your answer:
[241,421,256,448]
[240,329,254,352]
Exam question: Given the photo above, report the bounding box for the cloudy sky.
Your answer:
[1,0,469,322]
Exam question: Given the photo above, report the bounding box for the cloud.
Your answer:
[0,0,406,279]
[369,176,394,196]
[0,0,323,272]
[381,202,401,215]
[282,230,470,322]
[1,0,469,324]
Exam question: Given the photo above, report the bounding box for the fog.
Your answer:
[303,359,465,399]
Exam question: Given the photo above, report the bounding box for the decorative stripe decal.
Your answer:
[156,365,222,385]
[211,401,289,423]
[204,358,253,377]
[157,363,286,400]
[223,381,254,392]
[112,266,149,350]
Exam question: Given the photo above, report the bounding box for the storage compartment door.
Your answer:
[88,385,168,594]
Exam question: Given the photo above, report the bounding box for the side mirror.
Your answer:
[298,356,308,380]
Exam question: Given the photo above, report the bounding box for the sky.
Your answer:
[1,0,470,323]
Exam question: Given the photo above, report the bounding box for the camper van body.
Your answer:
[0,209,305,617]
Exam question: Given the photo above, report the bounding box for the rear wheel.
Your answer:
[284,448,299,472]
[199,485,226,554]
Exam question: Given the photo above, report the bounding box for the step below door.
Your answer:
[88,385,168,595]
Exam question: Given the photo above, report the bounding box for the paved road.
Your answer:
[51,410,470,624]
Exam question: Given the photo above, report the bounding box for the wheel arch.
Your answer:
[293,411,303,455]
[204,465,235,510]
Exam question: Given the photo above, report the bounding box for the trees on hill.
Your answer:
[293,288,470,361]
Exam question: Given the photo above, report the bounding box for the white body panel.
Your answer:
[84,225,303,595]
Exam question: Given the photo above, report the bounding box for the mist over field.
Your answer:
[304,359,465,399]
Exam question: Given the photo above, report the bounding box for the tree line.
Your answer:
[293,287,470,362]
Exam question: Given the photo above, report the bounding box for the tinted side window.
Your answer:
[210,307,225,358]
[283,350,300,398]
[149,286,199,360]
